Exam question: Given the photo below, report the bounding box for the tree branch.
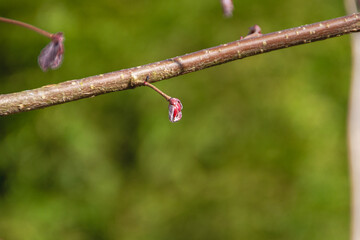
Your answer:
[345,2,360,240]
[1,13,360,116]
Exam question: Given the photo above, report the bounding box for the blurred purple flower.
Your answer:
[168,98,183,122]
[38,32,64,71]
[221,0,234,17]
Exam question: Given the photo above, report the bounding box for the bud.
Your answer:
[241,25,262,39]
[38,32,64,71]
[168,98,183,122]
[248,25,261,36]
[221,0,234,17]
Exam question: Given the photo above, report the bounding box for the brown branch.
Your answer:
[1,13,360,116]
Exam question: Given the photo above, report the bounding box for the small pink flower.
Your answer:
[143,81,183,123]
[168,98,183,122]
[38,32,64,71]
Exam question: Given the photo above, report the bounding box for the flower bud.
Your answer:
[168,98,183,122]
[248,25,261,35]
[221,0,234,17]
[38,32,64,71]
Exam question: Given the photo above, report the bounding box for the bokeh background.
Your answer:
[0,0,352,239]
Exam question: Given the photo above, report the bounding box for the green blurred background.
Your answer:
[0,0,352,239]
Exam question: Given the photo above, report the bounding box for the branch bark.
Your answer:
[1,13,360,116]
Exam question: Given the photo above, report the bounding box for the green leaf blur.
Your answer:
[0,0,350,239]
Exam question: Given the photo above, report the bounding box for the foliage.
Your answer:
[0,0,350,239]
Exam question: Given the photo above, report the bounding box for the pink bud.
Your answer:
[221,0,234,17]
[248,25,262,35]
[168,98,183,123]
[38,32,64,71]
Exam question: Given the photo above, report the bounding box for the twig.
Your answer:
[1,13,360,116]
[345,1,360,240]
[143,81,171,101]
[348,31,360,240]
[0,16,53,39]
